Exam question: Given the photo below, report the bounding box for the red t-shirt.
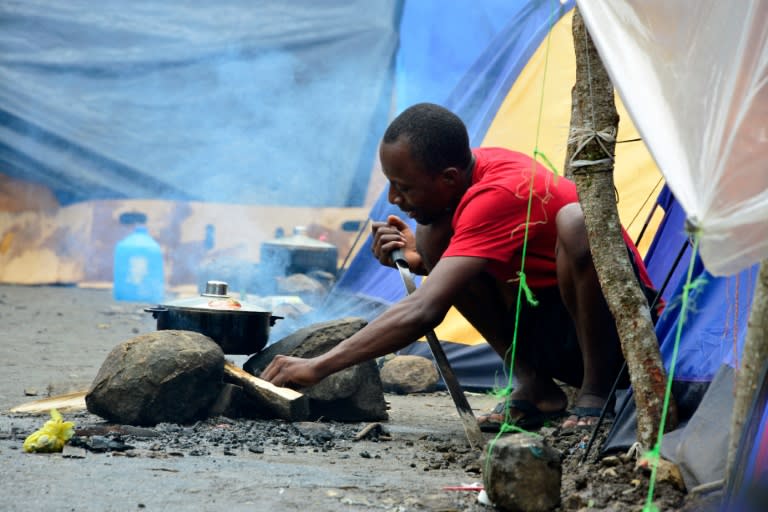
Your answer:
[442,147,654,292]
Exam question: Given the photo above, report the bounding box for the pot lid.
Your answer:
[161,281,270,313]
[261,226,336,250]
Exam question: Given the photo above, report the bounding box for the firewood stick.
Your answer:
[223,362,309,421]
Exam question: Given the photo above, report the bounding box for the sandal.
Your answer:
[561,406,615,429]
[477,399,566,433]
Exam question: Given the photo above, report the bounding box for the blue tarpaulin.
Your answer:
[0,0,400,206]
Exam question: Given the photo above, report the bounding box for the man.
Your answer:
[262,102,656,430]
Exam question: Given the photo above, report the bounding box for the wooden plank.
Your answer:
[9,390,87,415]
[223,362,309,421]
[9,365,310,422]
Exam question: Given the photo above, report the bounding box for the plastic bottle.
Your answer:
[113,213,165,303]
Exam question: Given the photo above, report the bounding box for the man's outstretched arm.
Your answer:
[260,255,488,388]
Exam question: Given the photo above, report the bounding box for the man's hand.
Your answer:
[261,355,324,388]
[371,215,423,272]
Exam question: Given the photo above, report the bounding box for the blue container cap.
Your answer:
[119,211,147,225]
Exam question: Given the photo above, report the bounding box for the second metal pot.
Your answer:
[260,226,338,278]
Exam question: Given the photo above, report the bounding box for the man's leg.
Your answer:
[416,216,567,426]
[451,276,570,429]
[555,203,625,426]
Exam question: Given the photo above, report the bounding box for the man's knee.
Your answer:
[556,203,592,269]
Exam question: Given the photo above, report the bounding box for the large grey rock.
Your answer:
[483,434,562,512]
[244,317,387,421]
[86,330,225,426]
[380,355,439,394]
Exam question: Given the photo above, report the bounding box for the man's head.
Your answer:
[379,103,473,225]
[382,103,472,175]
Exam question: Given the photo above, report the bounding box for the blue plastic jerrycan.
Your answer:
[113,217,165,303]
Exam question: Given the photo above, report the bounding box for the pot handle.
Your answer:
[269,315,283,326]
[144,306,168,318]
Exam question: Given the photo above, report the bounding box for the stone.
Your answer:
[244,317,387,421]
[636,455,686,491]
[483,434,562,512]
[245,317,368,367]
[86,330,225,426]
[379,355,439,394]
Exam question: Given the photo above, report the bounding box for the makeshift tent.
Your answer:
[334,0,767,498]
[579,1,768,277]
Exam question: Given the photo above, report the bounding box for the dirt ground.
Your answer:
[0,284,719,511]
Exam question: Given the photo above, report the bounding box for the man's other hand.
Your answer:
[371,215,421,271]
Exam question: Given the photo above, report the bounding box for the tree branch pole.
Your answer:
[565,8,676,448]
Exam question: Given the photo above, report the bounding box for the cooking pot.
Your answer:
[144,280,282,355]
[260,226,338,278]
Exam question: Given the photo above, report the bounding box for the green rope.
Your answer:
[484,1,558,468]
[533,148,560,177]
[642,235,700,512]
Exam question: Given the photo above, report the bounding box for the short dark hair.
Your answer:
[382,103,472,175]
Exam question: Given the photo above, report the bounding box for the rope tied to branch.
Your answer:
[568,126,616,175]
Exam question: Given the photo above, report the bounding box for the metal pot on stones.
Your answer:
[145,281,282,355]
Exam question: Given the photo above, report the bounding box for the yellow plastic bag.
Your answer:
[22,408,75,453]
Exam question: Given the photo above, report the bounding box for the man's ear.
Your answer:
[440,166,460,186]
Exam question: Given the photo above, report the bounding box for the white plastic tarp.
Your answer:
[577,0,768,276]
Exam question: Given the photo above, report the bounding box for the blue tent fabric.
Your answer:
[643,185,693,302]
[444,0,575,147]
[397,0,575,145]
[603,190,760,490]
[0,0,400,206]
[644,186,759,382]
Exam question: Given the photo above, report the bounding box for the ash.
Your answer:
[58,413,380,458]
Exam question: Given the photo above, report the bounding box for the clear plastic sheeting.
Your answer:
[576,0,768,276]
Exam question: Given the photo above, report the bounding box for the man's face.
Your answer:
[379,137,454,225]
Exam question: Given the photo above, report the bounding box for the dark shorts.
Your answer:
[506,286,583,386]
[506,248,659,388]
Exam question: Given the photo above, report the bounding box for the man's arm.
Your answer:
[260,255,488,387]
